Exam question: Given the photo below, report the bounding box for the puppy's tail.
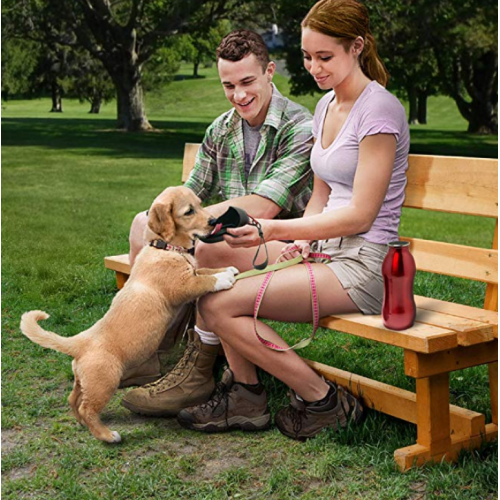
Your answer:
[20,311,78,357]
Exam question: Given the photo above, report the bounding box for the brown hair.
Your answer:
[216,30,270,72]
[302,0,389,86]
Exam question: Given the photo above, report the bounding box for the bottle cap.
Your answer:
[388,241,410,248]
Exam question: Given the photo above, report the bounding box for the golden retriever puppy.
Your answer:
[20,186,238,444]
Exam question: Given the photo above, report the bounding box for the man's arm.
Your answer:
[207,194,281,219]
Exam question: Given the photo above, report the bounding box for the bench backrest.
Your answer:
[182,143,498,311]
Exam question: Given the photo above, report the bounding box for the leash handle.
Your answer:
[249,216,269,270]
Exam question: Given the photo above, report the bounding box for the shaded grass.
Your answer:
[2,64,497,499]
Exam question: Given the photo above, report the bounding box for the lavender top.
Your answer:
[311,81,410,244]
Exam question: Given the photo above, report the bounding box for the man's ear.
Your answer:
[148,202,175,241]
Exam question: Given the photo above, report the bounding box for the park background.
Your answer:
[1,0,498,499]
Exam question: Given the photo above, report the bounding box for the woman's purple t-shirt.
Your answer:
[311,81,410,244]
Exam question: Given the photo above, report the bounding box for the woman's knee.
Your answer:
[195,241,233,268]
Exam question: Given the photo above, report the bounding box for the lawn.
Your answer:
[2,64,498,499]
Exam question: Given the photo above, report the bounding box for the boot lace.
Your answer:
[198,381,231,420]
[283,404,308,435]
[147,341,197,393]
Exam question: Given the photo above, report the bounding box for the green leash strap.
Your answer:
[234,255,304,281]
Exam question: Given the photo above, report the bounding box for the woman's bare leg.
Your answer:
[199,263,359,401]
[195,240,289,331]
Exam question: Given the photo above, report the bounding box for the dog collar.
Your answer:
[149,239,192,255]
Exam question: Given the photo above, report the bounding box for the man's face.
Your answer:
[218,53,275,127]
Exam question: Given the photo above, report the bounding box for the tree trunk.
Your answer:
[193,60,200,78]
[407,85,419,124]
[50,82,63,112]
[417,91,428,125]
[114,79,152,131]
[466,99,498,134]
[89,97,102,114]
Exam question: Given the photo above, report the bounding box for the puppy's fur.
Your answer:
[20,186,238,443]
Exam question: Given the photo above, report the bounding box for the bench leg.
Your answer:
[489,361,498,426]
[115,271,129,289]
[395,363,497,471]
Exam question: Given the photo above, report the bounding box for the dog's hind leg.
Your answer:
[68,361,84,426]
[77,356,123,444]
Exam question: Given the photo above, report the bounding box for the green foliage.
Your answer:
[1,39,40,97]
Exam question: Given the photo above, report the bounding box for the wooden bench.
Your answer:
[105,143,498,471]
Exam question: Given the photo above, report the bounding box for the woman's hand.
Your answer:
[223,219,273,249]
[279,240,312,261]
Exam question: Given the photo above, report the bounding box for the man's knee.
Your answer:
[129,211,148,266]
[198,293,223,331]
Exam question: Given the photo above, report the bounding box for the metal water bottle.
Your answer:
[382,241,416,330]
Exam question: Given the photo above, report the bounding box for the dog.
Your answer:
[20,186,239,443]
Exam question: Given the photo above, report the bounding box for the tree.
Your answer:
[425,0,497,134]
[1,38,40,100]
[68,51,115,114]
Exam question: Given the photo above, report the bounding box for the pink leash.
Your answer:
[252,250,331,351]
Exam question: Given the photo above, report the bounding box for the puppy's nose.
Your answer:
[208,217,217,227]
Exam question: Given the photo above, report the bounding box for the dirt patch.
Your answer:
[6,465,35,481]
[200,456,248,479]
[2,428,22,454]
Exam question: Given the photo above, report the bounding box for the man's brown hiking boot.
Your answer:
[275,381,364,441]
[176,368,271,432]
[121,329,218,417]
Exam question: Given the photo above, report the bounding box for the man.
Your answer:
[122,29,313,417]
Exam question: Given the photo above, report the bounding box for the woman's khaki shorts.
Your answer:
[312,235,388,315]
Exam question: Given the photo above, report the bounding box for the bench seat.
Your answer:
[104,148,498,471]
[104,253,497,353]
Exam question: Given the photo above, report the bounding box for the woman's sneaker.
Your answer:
[275,381,364,441]
[177,368,271,432]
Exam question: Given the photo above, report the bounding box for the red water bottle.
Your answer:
[382,241,416,330]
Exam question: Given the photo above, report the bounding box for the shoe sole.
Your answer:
[177,413,271,433]
[121,399,180,417]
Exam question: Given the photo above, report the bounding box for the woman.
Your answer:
[176,0,410,440]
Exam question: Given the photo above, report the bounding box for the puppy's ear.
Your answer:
[148,202,175,241]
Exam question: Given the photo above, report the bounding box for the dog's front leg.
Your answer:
[181,267,239,303]
[196,267,231,275]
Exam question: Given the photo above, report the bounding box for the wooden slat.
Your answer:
[320,313,458,353]
[404,341,498,378]
[403,155,498,217]
[104,254,131,275]
[182,143,200,182]
[304,360,485,437]
[401,237,498,284]
[489,362,498,425]
[415,296,498,337]
[414,308,494,346]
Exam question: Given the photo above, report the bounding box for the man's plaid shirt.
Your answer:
[184,85,313,218]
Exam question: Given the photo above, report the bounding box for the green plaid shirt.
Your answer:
[184,85,313,218]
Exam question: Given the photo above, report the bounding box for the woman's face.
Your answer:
[301,27,362,90]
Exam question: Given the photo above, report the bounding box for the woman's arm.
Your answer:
[225,134,396,247]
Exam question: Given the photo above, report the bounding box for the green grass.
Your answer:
[2,64,497,499]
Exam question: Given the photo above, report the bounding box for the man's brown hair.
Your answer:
[217,30,270,72]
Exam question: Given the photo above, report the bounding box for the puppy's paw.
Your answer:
[226,266,240,276]
[111,431,122,444]
[214,271,236,291]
